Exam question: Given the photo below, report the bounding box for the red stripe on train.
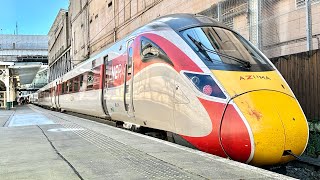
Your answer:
[134,33,202,73]
[107,33,203,88]
[180,98,251,163]
[221,105,251,162]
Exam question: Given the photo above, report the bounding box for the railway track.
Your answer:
[283,157,320,180]
[262,150,320,179]
[290,153,320,169]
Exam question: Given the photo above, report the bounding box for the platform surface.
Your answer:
[0,105,294,180]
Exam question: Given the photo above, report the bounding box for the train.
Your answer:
[35,14,309,166]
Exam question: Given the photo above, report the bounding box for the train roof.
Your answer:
[151,13,230,32]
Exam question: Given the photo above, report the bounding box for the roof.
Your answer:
[152,13,230,32]
[0,34,48,50]
[48,9,68,35]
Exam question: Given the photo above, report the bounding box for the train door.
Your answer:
[53,84,57,108]
[55,82,59,109]
[102,56,109,116]
[124,39,135,117]
[50,86,55,108]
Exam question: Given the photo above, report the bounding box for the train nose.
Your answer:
[221,90,309,166]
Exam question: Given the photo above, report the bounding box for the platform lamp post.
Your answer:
[3,71,12,110]
[7,76,16,109]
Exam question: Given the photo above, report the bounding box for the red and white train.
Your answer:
[36,14,308,166]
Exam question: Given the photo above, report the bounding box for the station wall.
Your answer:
[69,0,219,65]
[48,9,72,82]
[272,49,320,121]
[66,0,320,64]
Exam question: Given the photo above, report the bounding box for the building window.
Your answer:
[108,1,112,8]
[296,0,320,8]
[223,18,234,29]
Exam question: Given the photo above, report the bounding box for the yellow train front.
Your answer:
[210,69,310,166]
[154,14,309,166]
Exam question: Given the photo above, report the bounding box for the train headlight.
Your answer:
[184,72,226,99]
[191,76,200,86]
[202,85,213,96]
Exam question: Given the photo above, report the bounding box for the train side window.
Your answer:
[93,67,101,90]
[104,55,109,88]
[106,57,114,88]
[79,75,84,91]
[59,83,62,95]
[65,81,69,93]
[74,77,79,92]
[141,40,160,58]
[64,82,68,94]
[70,79,74,93]
[140,37,173,66]
[66,80,71,93]
[128,48,133,65]
[87,72,94,90]
[127,47,133,76]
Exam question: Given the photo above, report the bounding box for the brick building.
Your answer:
[48,0,320,79]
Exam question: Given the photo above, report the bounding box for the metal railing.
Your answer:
[199,0,320,58]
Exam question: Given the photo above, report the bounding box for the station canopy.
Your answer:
[10,62,43,85]
[0,35,48,88]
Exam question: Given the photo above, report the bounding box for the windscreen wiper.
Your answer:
[205,48,251,69]
[187,35,251,69]
[187,34,213,63]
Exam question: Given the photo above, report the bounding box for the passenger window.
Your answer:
[68,80,73,93]
[87,72,94,90]
[74,77,79,92]
[64,82,68,93]
[79,75,84,91]
[93,67,101,90]
[106,58,114,88]
[141,40,160,58]
[140,37,173,66]
[59,84,63,95]
[104,55,109,88]
[128,47,133,73]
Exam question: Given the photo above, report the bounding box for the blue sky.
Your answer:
[0,0,69,35]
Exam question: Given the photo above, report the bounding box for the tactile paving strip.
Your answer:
[29,106,70,125]
[66,124,201,179]
[34,107,202,179]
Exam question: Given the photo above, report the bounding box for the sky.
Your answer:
[0,0,69,35]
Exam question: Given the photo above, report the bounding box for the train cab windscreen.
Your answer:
[181,26,274,72]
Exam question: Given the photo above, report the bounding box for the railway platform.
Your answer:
[0,105,293,180]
